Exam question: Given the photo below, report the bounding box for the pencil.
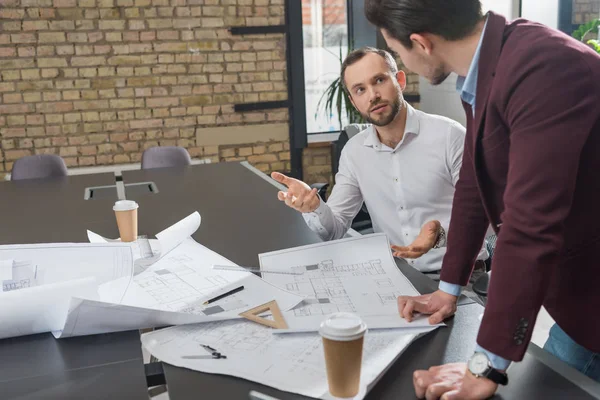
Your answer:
[203,285,244,305]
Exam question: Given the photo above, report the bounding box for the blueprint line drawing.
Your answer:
[141,318,435,399]
[258,234,440,332]
[116,238,303,319]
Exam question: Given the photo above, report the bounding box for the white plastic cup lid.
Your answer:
[113,200,139,212]
[319,312,367,341]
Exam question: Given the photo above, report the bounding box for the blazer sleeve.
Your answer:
[439,112,490,286]
[477,46,598,361]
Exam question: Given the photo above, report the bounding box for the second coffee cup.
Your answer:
[319,312,367,398]
[113,200,139,242]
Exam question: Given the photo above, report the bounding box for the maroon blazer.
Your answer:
[440,12,600,360]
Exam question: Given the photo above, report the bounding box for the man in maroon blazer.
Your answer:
[365,0,600,398]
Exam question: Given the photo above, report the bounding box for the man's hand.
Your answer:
[397,290,458,324]
[271,172,320,213]
[392,220,441,259]
[413,363,498,400]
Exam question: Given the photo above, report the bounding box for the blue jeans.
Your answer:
[543,323,600,382]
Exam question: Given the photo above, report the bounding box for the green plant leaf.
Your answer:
[316,41,366,127]
[587,39,600,53]
[572,19,600,41]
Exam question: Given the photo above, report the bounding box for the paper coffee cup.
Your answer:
[113,200,139,242]
[319,312,367,398]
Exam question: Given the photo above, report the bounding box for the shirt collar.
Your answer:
[455,16,489,109]
[363,103,420,149]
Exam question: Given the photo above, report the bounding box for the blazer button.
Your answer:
[515,339,523,345]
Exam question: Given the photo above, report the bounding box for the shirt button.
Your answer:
[394,178,398,182]
[400,207,404,210]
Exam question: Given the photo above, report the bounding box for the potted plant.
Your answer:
[572,19,600,53]
[317,45,365,130]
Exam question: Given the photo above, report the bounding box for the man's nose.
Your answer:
[369,89,381,103]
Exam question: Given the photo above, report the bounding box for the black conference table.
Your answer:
[0,173,148,400]
[121,162,600,400]
[0,164,598,399]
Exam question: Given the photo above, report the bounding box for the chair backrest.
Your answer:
[11,154,68,181]
[141,146,192,170]
[331,123,371,178]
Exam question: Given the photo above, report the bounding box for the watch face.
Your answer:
[468,352,489,375]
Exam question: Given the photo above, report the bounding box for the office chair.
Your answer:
[141,146,192,170]
[473,235,497,298]
[11,154,68,181]
[314,123,373,233]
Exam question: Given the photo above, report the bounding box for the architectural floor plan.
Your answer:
[141,318,426,399]
[259,234,439,332]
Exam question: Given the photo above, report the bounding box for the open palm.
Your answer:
[392,220,440,259]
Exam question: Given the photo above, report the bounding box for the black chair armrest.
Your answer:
[472,272,490,298]
[310,183,329,201]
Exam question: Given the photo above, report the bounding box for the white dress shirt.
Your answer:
[303,104,487,272]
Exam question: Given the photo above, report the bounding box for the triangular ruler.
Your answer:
[239,300,288,329]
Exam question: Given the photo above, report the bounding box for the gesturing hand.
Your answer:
[271,172,321,213]
[392,220,441,259]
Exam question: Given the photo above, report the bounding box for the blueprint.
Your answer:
[142,319,436,399]
[0,242,134,340]
[87,211,201,273]
[55,297,242,338]
[115,237,303,318]
[259,234,441,333]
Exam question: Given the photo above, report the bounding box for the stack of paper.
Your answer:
[1,212,303,340]
[141,234,442,399]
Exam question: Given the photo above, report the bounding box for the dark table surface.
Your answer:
[123,162,600,400]
[0,173,147,400]
[0,173,120,243]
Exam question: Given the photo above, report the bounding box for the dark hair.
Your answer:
[340,47,399,93]
[365,0,483,49]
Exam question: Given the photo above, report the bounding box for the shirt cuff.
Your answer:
[306,194,326,215]
[438,280,462,297]
[475,344,512,371]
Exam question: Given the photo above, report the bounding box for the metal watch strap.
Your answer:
[433,226,446,249]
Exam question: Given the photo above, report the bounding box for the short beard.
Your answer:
[429,65,450,86]
[363,96,402,127]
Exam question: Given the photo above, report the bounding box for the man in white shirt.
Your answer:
[271,47,486,272]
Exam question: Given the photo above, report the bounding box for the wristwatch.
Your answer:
[433,225,446,249]
[468,352,509,385]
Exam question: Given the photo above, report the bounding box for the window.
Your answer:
[302,0,349,134]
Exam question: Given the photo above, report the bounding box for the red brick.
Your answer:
[36,102,74,113]
[0,8,25,19]
[0,128,26,138]
[5,150,32,161]
[129,119,163,129]
[53,0,77,7]
[146,97,179,108]
[0,47,16,57]
[11,34,37,44]
[0,104,33,114]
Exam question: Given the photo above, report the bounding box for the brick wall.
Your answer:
[573,0,600,24]
[0,0,290,178]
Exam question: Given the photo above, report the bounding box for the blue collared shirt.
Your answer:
[455,17,487,115]
[439,17,512,371]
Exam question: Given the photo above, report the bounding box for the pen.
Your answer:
[203,285,244,305]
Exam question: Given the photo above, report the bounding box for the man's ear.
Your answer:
[396,70,407,91]
[409,33,434,55]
